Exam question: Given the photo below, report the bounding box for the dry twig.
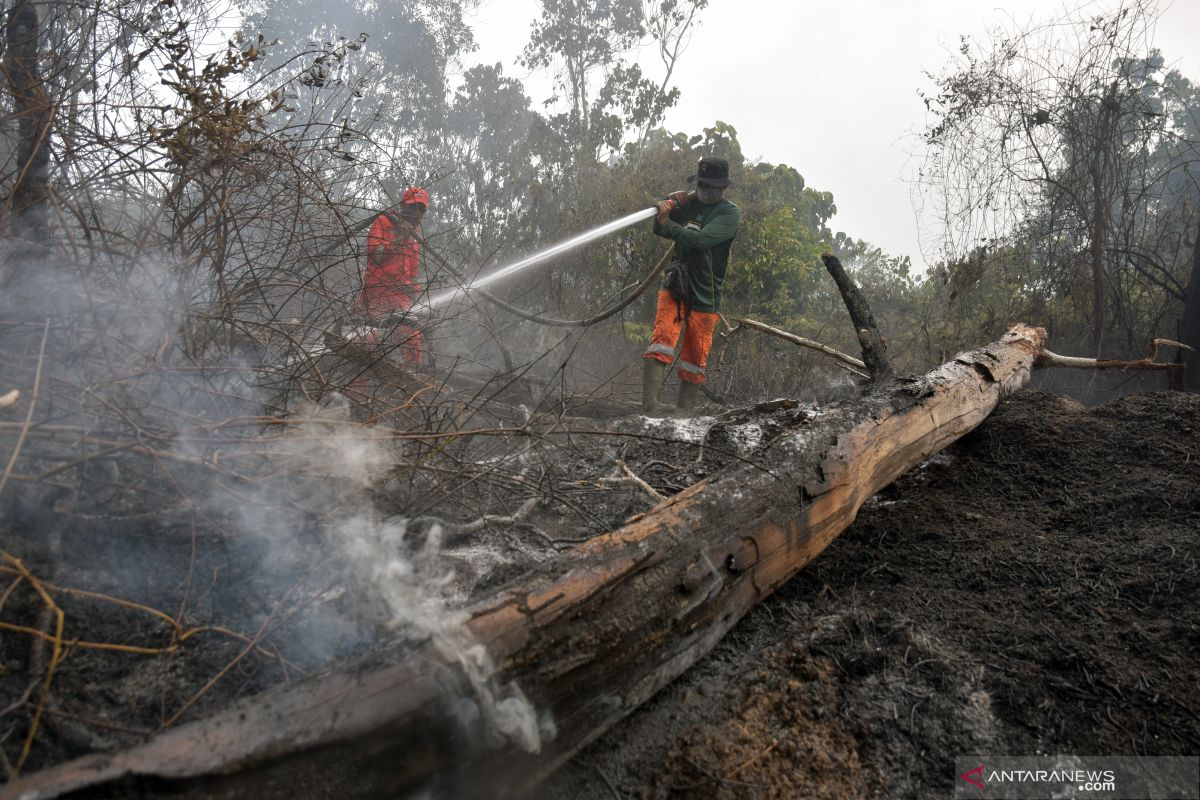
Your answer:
[0,564,304,672]
[1,552,64,773]
[0,321,48,499]
[615,459,665,502]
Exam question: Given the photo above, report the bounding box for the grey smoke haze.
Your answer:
[0,242,544,750]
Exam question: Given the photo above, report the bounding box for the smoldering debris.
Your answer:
[1,231,823,779]
[0,254,582,771]
[0,215,854,783]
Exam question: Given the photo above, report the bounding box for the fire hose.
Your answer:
[421,243,673,328]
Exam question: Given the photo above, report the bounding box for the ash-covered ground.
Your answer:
[0,370,796,777]
[542,390,1200,799]
[1,387,1196,799]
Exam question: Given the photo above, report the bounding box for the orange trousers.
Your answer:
[643,290,719,384]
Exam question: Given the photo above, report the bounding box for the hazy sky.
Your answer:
[465,0,1200,271]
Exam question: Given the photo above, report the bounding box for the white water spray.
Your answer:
[428,206,658,309]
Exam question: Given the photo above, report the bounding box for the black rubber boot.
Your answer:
[675,380,701,415]
[641,359,668,414]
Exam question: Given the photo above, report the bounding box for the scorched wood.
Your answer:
[3,325,1048,800]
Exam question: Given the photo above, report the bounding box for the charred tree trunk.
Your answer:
[1181,215,1200,392]
[4,0,51,253]
[821,252,893,385]
[1085,82,1119,355]
[5,326,1049,800]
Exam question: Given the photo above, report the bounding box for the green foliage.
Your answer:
[619,320,652,344]
[716,160,835,325]
[189,0,1199,395]
[521,0,705,161]
[19,0,1199,416]
[152,27,278,169]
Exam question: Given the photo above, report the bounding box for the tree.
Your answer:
[724,161,835,324]
[633,0,707,153]
[1183,216,1200,390]
[919,0,1200,355]
[439,64,554,258]
[521,0,706,162]
[234,0,478,210]
[240,0,474,129]
[2,0,51,264]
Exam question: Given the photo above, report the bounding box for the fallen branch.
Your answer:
[455,497,541,535]
[730,317,869,377]
[614,459,666,502]
[1038,338,1193,371]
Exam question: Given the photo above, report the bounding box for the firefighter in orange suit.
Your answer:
[360,186,429,365]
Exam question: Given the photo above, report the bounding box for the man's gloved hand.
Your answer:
[655,200,675,224]
[668,190,692,207]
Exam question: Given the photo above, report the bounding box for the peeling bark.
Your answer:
[3,326,1049,800]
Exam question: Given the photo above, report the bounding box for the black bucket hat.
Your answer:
[687,155,731,188]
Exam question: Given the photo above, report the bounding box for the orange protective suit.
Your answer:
[363,212,420,314]
[360,212,423,365]
[643,290,720,384]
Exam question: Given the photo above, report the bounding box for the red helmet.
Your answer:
[402,186,430,208]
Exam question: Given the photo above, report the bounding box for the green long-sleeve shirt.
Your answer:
[653,197,741,313]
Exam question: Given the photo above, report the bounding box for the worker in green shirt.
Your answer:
[642,155,742,414]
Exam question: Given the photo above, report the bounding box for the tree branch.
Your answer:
[820,253,894,385]
[729,317,869,378]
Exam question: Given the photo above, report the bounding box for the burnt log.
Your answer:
[4,325,1049,800]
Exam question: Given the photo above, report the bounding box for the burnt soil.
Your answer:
[542,390,1200,799]
[1,389,1197,797]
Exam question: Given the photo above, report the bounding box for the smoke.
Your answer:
[0,246,544,754]
[343,513,545,751]
[244,398,546,751]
